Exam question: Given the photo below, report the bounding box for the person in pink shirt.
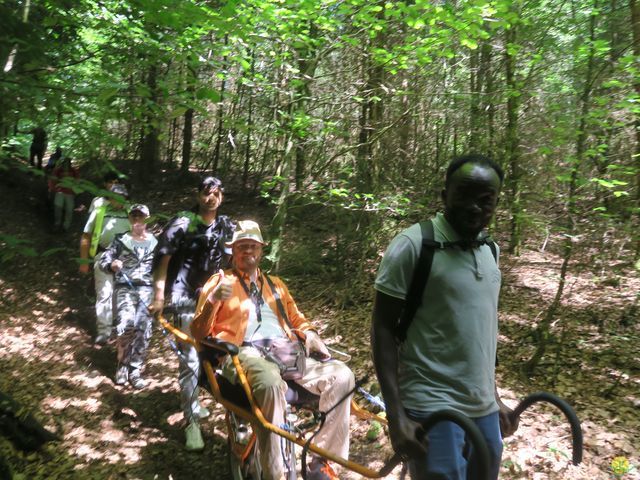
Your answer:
[50,157,79,232]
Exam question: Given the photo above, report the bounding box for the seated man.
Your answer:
[192,220,354,480]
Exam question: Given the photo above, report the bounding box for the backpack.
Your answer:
[89,204,107,258]
[395,219,498,343]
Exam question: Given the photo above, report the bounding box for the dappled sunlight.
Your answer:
[63,417,167,465]
[35,291,61,305]
[55,370,110,390]
[42,395,102,414]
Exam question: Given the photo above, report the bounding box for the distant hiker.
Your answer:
[88,171,121,215]
[50,156,79,232]
[79,183,130,345]
[99,204,157,389]
[28,126,47,169]
[371,153,518,480]
[44,146,63,173]
[44,147,63,209]
[151,176,235,451]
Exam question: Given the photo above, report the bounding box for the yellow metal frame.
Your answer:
[157,314,400,478]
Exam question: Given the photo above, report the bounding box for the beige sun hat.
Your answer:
[226,220,265,247]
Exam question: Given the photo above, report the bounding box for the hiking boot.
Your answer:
[94,334,109,346]
[115,364,128,385]
[129,372,146,390]
[307,458,339,480]
[185,421,204,451]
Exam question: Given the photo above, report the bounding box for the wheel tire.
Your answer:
[228,438,261,480]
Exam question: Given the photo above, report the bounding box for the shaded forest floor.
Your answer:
[0,160,639,479]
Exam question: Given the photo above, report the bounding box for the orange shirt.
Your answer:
[192,269,315,345]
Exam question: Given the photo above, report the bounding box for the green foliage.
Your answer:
[0,0,638,277]
[0,235,37,263]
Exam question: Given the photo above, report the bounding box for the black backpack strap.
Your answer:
[487,239,497,262]
[264,274,293,330]
[396,220,438,342]
[264,274,309,348]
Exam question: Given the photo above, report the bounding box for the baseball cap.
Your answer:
[225,220,265,247]
[128,204,150,217]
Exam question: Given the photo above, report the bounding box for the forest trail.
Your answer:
[1,161,639,479]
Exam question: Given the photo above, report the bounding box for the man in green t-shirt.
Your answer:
[372,154,518,480]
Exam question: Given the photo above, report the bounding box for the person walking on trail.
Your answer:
[371,154,518,480]
[151,176,235,451]
[27,126,47,169]
[44,146,63,173]
[191,220,355,480]
[79,183,130,345]
[50,156,79,232]
[99,204,157,389]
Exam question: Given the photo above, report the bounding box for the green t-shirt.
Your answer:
[374,212,501,418]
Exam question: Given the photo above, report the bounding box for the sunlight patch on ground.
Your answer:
[166,411,184,426]
[35,290,61,305]
[63,417,169,465]
[0,326,43,357]
[41,395,102,413]
[55,371,110,390]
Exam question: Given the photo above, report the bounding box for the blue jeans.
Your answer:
[405,409,503,480]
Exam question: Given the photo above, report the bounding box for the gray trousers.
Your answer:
[170,293,201,424]
[53,192,74,230]
[114,285,153,373]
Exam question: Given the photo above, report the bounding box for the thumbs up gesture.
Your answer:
[208,270,233,304]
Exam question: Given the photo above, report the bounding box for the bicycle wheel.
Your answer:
[227,412,261,480]
[228,437,261,479]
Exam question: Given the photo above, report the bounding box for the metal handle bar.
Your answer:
[378,409,491,478]
[511,392,583,465]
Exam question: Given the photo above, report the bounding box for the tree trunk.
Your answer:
[505,20,522,256]
[213,35,229,176]
[181,107,194,174]
[139,64,160,183]
[630,0,640,260]
[266,138,294,274]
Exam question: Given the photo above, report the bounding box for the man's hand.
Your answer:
[498,402,519,438]
[207,270,233,303]
[305,330,331,361]
[388,413,428,461]
[149,297,164,315]
[79,264,90,275]
[110,260,123,272]
[495,392,519,438]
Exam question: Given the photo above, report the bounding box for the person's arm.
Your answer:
[79,232,91,274]
[99,237,123,273]
[98,243,115,272]
[371,291,428,459]
[191,272,226,341]
[151,255,171,314]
